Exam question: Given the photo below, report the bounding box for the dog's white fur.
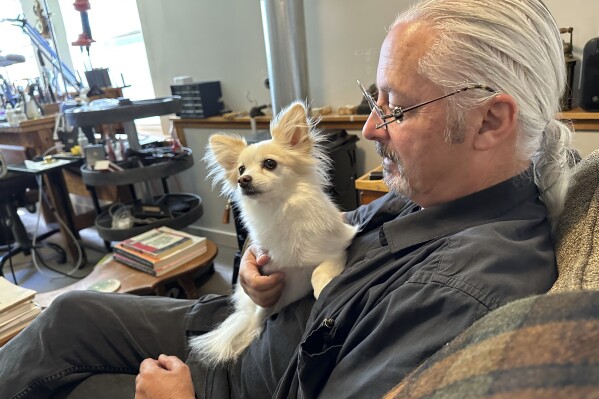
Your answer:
[189,101,357,365]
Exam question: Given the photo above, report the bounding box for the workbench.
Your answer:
[0,116,56,156]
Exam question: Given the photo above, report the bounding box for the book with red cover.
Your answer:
[120,227,195,259]
[113,236,206,269]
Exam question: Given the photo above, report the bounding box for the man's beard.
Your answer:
[375,142,412,198]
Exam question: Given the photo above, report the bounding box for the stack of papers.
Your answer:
[0,277,42,346]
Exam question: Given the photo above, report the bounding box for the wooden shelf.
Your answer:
[0,115,56,134]
[355,166,389,205]
[558,107,599,130]
[172,114,369,146]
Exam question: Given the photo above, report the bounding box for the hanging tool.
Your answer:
[71,0,95,61]
[32,0,51,38]
[37,49,56,102]
[2,17,84,92]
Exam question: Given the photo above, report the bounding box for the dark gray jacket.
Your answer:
[190,170,556,398]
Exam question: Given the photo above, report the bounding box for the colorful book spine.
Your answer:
[113,245,155,268]
[113,253,157,276]
[121,228,192,258]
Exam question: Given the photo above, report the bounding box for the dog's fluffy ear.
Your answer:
[207,134,246,171]
[205,134,247,195]
[270,101,312,149]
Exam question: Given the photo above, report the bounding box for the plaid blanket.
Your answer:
[384,291,599,398]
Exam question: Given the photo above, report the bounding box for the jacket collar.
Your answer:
[383,169,540,253]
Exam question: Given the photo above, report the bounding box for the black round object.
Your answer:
[580,37,599,112]
[95,193,203,242]
[64,96,182,126]
[81,148,193,187]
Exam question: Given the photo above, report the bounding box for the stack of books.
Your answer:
[113,227,207,276]
[0,277,42,346]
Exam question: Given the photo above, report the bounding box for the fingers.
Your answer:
[157,354,185,370]
[136,358,160,389]
[248,245,270,266]
[239,245,285,308]
[136,355,194,399]
[239,271,285,308]
[139,357,160,373]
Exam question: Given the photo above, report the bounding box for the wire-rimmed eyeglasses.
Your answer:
[357,80,499,130]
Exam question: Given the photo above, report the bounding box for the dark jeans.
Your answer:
[0,291,198,398]
[0,289,314,398]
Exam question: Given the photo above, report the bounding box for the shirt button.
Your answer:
[322,318,335,328]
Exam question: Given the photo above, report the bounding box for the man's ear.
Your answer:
[207,134,247,171]
[473,94,518,151]
[270,101,311,149]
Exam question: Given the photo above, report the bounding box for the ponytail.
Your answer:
[533,119,574,229]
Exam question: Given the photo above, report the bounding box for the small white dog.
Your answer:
[189,101,357,365]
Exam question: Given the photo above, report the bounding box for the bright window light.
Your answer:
[57,0,155,101]
[0,0,41,94]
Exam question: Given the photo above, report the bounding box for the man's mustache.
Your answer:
[375,142,401,164]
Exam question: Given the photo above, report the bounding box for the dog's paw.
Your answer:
[312,275,332,299]
[312,257,346,299]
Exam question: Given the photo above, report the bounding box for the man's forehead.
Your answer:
[376,21,437,97]
[387,22,433,54]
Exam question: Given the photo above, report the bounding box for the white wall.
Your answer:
[136,1,598,110]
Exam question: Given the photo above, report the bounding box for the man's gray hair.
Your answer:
[393,0,573,228]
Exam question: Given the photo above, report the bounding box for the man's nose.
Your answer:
[362,112,387,142]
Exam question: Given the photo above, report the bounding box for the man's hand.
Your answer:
[238,245,285,307]
[135,354,195,399]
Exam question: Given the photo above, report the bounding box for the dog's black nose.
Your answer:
[238,175,252,188]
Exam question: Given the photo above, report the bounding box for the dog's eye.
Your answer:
[238,165,245,175]
[262,159,277,170]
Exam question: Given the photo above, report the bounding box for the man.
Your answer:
[0,0,572,398]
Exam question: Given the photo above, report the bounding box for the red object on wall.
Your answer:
[71,32,94,47]
[72,0,90,12]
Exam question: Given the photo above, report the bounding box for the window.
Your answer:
[57,0,154,101]
[58,0,161,134]
[0,0,41,96]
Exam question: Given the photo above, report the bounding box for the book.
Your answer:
[0,277,37,313]
[0,305,41,345]
[0,302,41,330]
[0,300,39,326]
[0,278,42,345]
[113,231,206,267]
[120,227,196,259]
[113,244,208,276]
[114,232,207,269]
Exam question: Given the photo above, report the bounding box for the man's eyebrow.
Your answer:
[380,85,414,105]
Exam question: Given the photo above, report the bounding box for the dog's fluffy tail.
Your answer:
[188,287,266,366]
